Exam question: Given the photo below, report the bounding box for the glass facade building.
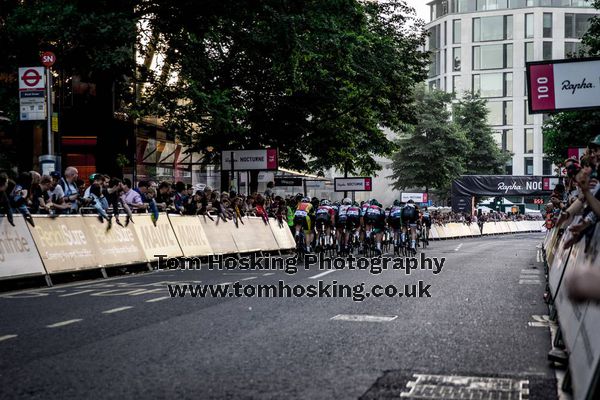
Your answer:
[425,0,598,176]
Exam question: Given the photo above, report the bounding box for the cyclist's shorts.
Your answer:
[315,214,331,228]
[389,218,401,230]
[422,218,432,228]
[336,216,348,229]
[366,217,385,231]
[294,216,311,232]
[402,216,418,226]
[346,216,360,230]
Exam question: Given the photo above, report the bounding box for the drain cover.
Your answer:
[400,374,529,400]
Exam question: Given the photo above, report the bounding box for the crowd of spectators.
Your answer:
[542,135,600,302]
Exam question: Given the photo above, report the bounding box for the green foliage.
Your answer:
[390,87,468,196]
[542,111,600,164]
[454,91,511,175]
[139,0,429,175]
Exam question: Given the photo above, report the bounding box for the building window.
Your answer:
[525,13,534,38]
[453,47,461,71]
[473,15,513,42]
[473,73,512,97]
[505,159,513,175]
[477,0,508,10]
[524,157,534,176]
[565,14,594,39]
[429,79,441,90]
[444,21,448,46]
[565,41,586,57]
[543,42,552,60]
[525,101,534,124]
[457,0,472,12]
[543,159,553,175]
[525,128,534,153]
[487,101,512,125]
[502,129,513,152]
[473,44,513,70]
[525,42,534,62]
[429,51,441,78]
[505,72,513,96]
[543,13,553,38]
[453,19,461,44]
[452,75,461,93]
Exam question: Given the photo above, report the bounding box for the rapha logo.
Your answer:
[562,78,595,95]
[498,182,522,193]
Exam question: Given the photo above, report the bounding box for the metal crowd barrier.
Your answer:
[542,222,600,400]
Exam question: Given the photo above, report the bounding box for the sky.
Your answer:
[405,0,430,23]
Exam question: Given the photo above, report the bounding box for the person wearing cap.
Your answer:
[84,173,104,199]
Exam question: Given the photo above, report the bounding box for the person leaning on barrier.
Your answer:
[121,178,147,212]
[0,172,15,226]
[58,166,80,214]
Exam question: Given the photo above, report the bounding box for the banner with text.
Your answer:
[334,177,372,192]
[527,58,600,113]
[221,149,278,171]
[0,216,46,279]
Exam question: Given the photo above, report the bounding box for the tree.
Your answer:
[454,91,511,175]
[390,87,469,197]
[139,0,429,175]
[542,111,600,164]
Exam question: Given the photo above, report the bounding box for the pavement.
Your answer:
[0,233,557,399]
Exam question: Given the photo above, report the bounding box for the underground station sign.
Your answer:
[527,57,600,114]
[334,177,372,192]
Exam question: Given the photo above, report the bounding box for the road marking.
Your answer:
[217,282,232,285]
[454,243,463,252]
[0,334,17,342]
[519,279,541,285]
[59,290,94,297]
[400,374,528,399]
[46,319,83,328]
[520,269,540,275]
[331,314,397,322]
[102,306,133,314]
[263,273,275,276]
[145,296,170,303]
[240,277,257,281]
[536,249,542,263]
[309,270,336,279]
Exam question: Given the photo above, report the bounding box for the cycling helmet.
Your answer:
[301,197,310,203]
[353,201,359,207]
[320,199,331,206]
[393,200,401,206]
[370,199,378,206]
[342,198,352,205]
[407,199,415,204]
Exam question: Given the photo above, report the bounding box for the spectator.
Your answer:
[135,181,150,203]
[265,181,274,199]
[58,167,80,213]
[121,178,147,211]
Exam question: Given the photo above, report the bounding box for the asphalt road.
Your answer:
[0,233,556,399]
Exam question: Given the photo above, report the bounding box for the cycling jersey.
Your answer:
[365,205,386,231]
[294,202,313,218]
[401,204,419,224]
[315,205,335,219]
[388,205,403,230]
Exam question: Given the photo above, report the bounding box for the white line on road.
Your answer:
[102,306,133,314]
[263,273,275,276]
[0,334,17,342]
[519,280,541,285]
[217,282,232,285]
[59,290,94,297]
[145,296,170,303]
[331,314,397,322]
[46,319,83,328]
[454,243,463,252]
[520,270,540,275]
[240,277,257,281]
[309,270,336,279]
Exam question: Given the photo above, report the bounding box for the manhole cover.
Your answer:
[399,374,528,400]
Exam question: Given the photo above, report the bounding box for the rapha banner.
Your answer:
[452,176,553,197]
[527,58,600,114]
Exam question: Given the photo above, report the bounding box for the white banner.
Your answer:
[401,193,427,203]
[334,177,372,192]
[0,216,46,279]
[221,149,278,171]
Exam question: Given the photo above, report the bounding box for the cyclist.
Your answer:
[364,199,386,255]
[294,197,315,252]
[336,198,352,252]
[315,199,336,251]
[401,199,419,251]
[388,200,403,251]
[421,206,432,245]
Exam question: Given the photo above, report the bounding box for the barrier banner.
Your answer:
[0,215,46,279]
[429,225,440,240]
[132,214,183,261]
[459,223,473,237]
[245,218,280,252]
[83,216,146,267]
[200,216,238,255]
[29,215,100,273]
[229,217,262,253]
[499,222,511,234]
[168,215,213,257]
[469,223,482,237]
[270,220,296,250]
[507,221,519,233]
[481,222,497,235]
[548,221,576,299]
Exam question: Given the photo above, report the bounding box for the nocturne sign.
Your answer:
[451,175,554,213]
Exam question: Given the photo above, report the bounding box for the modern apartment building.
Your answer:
[424,0,598,176]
